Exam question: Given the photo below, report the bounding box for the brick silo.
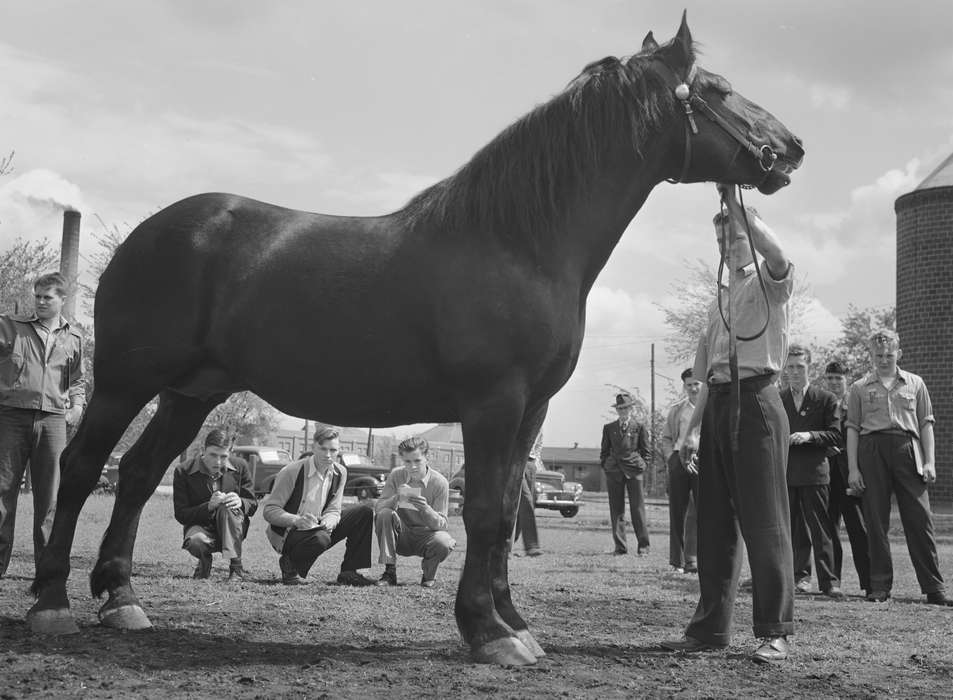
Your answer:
[895,153,953,502]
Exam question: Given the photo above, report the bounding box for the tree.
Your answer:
[658,258,814,364]
[813,304,895,383]
[202,392,281,445]
[0,238,59,314]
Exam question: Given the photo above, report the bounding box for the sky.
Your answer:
[2,1,952,447]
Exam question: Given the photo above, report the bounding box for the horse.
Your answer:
[28,14,803,666]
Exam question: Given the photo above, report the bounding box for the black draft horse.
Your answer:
[29,15,803,665]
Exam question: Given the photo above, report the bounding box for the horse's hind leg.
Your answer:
[91,390,225,630]
[455,390,539,666]
[29,390,153,635]
[489,403,548,660]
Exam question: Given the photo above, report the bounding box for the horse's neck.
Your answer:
[556,147,670,294]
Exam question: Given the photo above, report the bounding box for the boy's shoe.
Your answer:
[525,548,543,557]
[660,635,725,652]
[336,571,375,587]
[420,577,436,588]
[795,578,812,594]
[866,590,890,602]
[637,546,650,557]
[227,567,246,583]
[926,591,953,606]
[377,570,398,587]
[751,636,788,663]
[192,552,212,580]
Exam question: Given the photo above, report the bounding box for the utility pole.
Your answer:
[366,428,374,458]
[650,343,657,475]
[302,419,310,455]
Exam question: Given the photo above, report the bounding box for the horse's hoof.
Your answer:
[26,608,80,635]
[473,636,537,666]
[514,629,546,658]
[98,604,152,630]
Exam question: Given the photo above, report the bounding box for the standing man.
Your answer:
[661,368,702,574]
[600,392,651,556]
[375,437,455,587]
[823,360,870,596]
[847,329,952,605]
[0,272,84,578]
[261,426,375,587]
[661,187,795,663]
[173,430,257,581]
[781,345,842,598]
[513,430,544,557]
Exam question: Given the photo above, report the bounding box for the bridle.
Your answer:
[659,61,778,187]
[655,59,780,453]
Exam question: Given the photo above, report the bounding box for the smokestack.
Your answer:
[60,209,80,319]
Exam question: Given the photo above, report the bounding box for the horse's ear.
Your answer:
[641,31,659,52]
[667,10,695,71]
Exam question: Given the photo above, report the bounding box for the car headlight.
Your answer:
[565,481,583,494]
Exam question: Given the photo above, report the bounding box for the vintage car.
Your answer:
[230,445,293,497]
[448,465,583,518]
[337,452,391,500]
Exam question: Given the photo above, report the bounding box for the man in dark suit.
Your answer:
[600,392,651,556]
[173,429,257,581]
[781,345,843,597]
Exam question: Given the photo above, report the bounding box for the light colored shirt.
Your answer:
[261,456,345,552]
[660,397,696,455]
[0,313,85,413]
[846,368,934,438]
[376,466,450,532]
[693,260,793,384]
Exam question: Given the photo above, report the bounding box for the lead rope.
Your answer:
[716,185,773,453]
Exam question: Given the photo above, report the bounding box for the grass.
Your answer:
[1,491,952,698]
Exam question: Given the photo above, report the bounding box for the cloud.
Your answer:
[809,83,851,112]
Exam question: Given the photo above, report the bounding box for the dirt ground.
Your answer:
[2,492,952,699]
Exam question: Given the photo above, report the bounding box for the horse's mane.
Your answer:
[395,50,679,251]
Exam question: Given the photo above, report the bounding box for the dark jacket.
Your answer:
[781,385,841,486]
[173,455,257,536]
[600,419,650,476]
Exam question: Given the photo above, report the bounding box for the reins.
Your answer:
[655,57,777,453]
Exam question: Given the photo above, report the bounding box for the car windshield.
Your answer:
[340,454,370,467]
[248,448,290,464]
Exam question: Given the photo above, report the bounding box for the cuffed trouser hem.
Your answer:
[753,624,794,638]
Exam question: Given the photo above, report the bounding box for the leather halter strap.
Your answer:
[657,60,777,184]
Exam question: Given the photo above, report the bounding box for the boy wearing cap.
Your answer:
[823,361,870,596]
[600,392,651,556]
[846,330,951,605]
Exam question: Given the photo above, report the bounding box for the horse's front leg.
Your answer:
[455,393,537,665]
[29,392,147,635]
[488,403,548,660]
[92,391,222,630]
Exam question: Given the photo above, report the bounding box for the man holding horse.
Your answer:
[0,272,84,579]
[261,426,375,586]
[662,186,794,663]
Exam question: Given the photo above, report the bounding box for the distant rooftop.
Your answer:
[916,151,953,191]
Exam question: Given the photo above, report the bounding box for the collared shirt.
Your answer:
[376,465,450,532]
[0,312,85,413]
[660,397,697,454]
[846,368,934,438]
[261,456,345,552]
[185,454,237,492]
[693,260,793,384]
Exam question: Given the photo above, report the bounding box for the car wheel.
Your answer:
[559,506,579,518]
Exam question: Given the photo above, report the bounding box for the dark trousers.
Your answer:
[281,503,373,577]
[514,472,539,552]
[788,484,839,591]
[605,470,649,553]
[858,433,944,595]
[667,451,698,568]
[826,457,870,592]
[686,376,794,644]
[0,407,67,576]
